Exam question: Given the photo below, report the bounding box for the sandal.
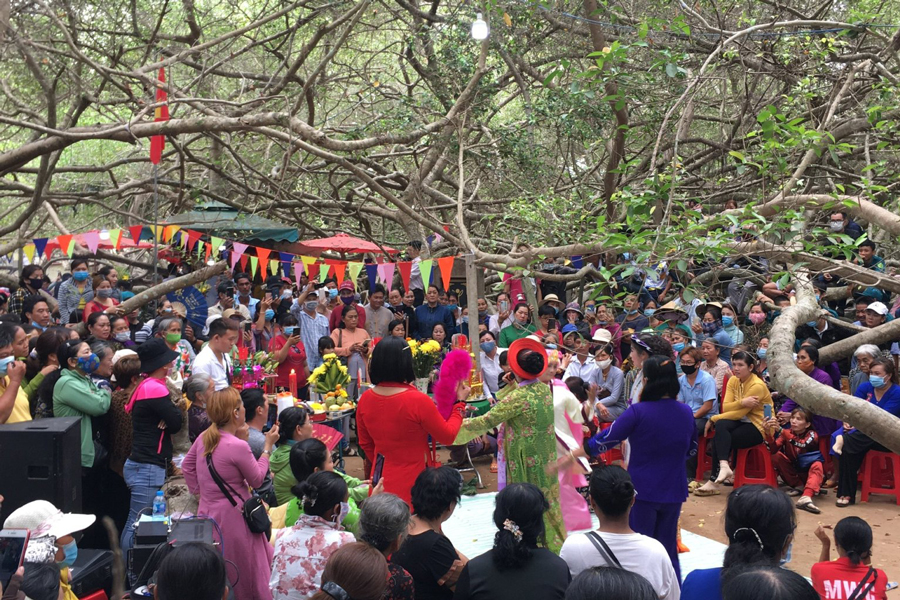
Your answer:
[835,497,852,507]
[796,497,821,514]
[693,487,721,497]
[490,461,498,474]
[344,447,359,457]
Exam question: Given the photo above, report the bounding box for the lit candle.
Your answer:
[289,369,297,399]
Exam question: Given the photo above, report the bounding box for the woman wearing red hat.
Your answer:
[452,336,566,553]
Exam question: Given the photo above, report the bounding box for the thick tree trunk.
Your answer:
[117,260,227,313]
[768,275,900,453]
[819,319,900,364]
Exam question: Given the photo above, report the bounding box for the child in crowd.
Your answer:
[764,407,824,514]
[811,516,889,600]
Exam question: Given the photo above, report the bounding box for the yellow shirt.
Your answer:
[2,378,32,424]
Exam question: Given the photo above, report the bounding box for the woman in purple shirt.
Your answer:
[777,345,840,437]
[564,356,697,581]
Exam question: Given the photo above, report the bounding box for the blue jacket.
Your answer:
[414,303,455,340]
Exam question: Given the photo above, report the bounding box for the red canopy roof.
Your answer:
[295,233,398,255]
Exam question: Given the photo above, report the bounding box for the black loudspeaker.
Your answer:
[0,417,82,523]
[70,548,114,597]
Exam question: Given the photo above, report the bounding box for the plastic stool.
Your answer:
[695,431,714,481]
[860,450,900,505]
[734,444,778,488]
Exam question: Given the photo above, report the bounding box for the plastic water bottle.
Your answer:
[152,491,167,518]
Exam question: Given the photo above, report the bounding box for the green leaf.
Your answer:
[665,63,678,78]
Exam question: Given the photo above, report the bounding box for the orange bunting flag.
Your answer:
[255,247,271,270]
[437,256,455,291]
[149,66,169,165]
[57,234,73,257]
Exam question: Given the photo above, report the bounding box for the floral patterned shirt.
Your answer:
[269,514,356,600]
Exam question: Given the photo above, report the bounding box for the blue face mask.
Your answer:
[625,309,638,315]
[283,326,296,336]
[448,304,458,312]
[780,541,793,566]
[722,316,734,327]
[0,356,15,377]
[757,347,767,359]
[72,271,89,282]
[77,353,100,374]
[328,288,339,299]
[546,344,557,350]
[673,342,685,352]
[461,317,469,325]
[806,321,817,327]
[58,540,78,568]
[869,375,886,389]
[480,341,496,354]
[31,321,47,332]
[265,309,275,321]
[644,309,656,317]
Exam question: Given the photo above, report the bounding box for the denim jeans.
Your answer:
[120,459,167,553]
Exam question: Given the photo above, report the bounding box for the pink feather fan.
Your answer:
[432,349,473,418]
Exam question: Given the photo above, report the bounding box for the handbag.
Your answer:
[796,450,824,470]
[336,330,349,366]
[206,454,271,535]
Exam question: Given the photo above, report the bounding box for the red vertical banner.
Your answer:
[149,66,169,164]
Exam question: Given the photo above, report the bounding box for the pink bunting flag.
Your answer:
[379,262,396,292]
[83,231,101,254]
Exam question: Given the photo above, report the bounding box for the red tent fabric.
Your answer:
[295,233,398,256]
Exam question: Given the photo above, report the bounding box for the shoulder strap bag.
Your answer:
[586,531,622,569]
[847,567,877,600]
[206,453,271,535]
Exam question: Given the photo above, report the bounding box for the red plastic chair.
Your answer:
[860,450,900,505]
[734,443,778,488]
[79,591,108,600]
[695,431,714,481]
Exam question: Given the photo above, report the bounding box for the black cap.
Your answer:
[136,338,180,375]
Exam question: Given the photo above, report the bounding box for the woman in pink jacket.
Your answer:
[183,387,280,600]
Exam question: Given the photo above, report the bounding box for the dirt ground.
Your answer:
[341,450,900,582]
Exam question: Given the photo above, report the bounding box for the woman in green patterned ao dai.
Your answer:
[453,337,566,553]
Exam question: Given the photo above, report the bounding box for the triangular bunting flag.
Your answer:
[397,261,412,292]
[293,262,305,287]
[301,255,317,276]
[270,259,280,277]
[571,255,584,269]
[229,248,242,269]
[256,247,271,270]
[348,262,364,285]
[249,256,258,279]
[57,234,73,257]
[380,262,395,292]
[196,240,205,259]
[437,256,454,291]
[83,231,101,254]
[232,242,248,259]
[129,225,144,244]
[279,253,294,278]
[163,225,179,243]
[22,244,35,263]
[318,263,331,283]
[109,229,122,250]
[66,238,76,256]
[332,261,347,286]
[33,238,48,259]
[186,230,202,250]
[205,242,212,263]
[210,236,224,257]
[365,264,378,293]
[420,259,433,288]
[239,253,249,272]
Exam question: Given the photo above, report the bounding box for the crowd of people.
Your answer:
[0,220,898,600]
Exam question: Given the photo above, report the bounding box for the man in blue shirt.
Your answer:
[677,347,718,480]
[234,272,259,319]
[297,292,331,372]
[414,284,455,340]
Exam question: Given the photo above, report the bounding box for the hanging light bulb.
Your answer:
[471,13,489,40]
[99,229,110,241]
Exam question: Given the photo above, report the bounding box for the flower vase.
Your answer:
[415,377,430,394]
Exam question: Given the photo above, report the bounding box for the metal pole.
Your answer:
[465,253,480,371]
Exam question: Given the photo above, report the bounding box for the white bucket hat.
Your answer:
[3,500,95,540]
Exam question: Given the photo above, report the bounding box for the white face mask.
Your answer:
[334,501,350,527]
[598,359,612,369]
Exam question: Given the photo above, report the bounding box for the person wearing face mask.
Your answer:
[182,387,280,600]
[51,339,112,544]
[835,357,900,507]
[296,288,331,373]
[741,302,771,352]
[719,303,743,346]
[21,294,53,334]
[676,346,717,481]
[498,303,537,348]
[207,280,249,331]
[592,343,626,423]
[109,314,136,348]
[2,500,97,600]
[82,274,121,322]
[0,324,30,424]
[755,337,770,379]
[479,331,502,395]
[135,299,176,344]
[691,303,733,366]
[154,316,196,391]
[120,338,184,555]
[233,272,259,319]
[270,471,355,600]
[269,314,307,396]
[56,258,94,325]
[615,294,650,339]
[328,280,368,331]
[9,264,57,317]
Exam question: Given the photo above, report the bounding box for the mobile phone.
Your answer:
[764,404,772,420]
[243,321,252,333]
[499,300,509,312]
[372,453,385,487]
[548,318,557,331]
[0,529,30,589]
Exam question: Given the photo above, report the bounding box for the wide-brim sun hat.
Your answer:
[508,337,548,380]
[564,302,583,317]
[655,301,688,324]
[540,294,560,306]
[3,500,95,540]
[136,338,180,374]
[695,301,723,320]
[592,328,612,343]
